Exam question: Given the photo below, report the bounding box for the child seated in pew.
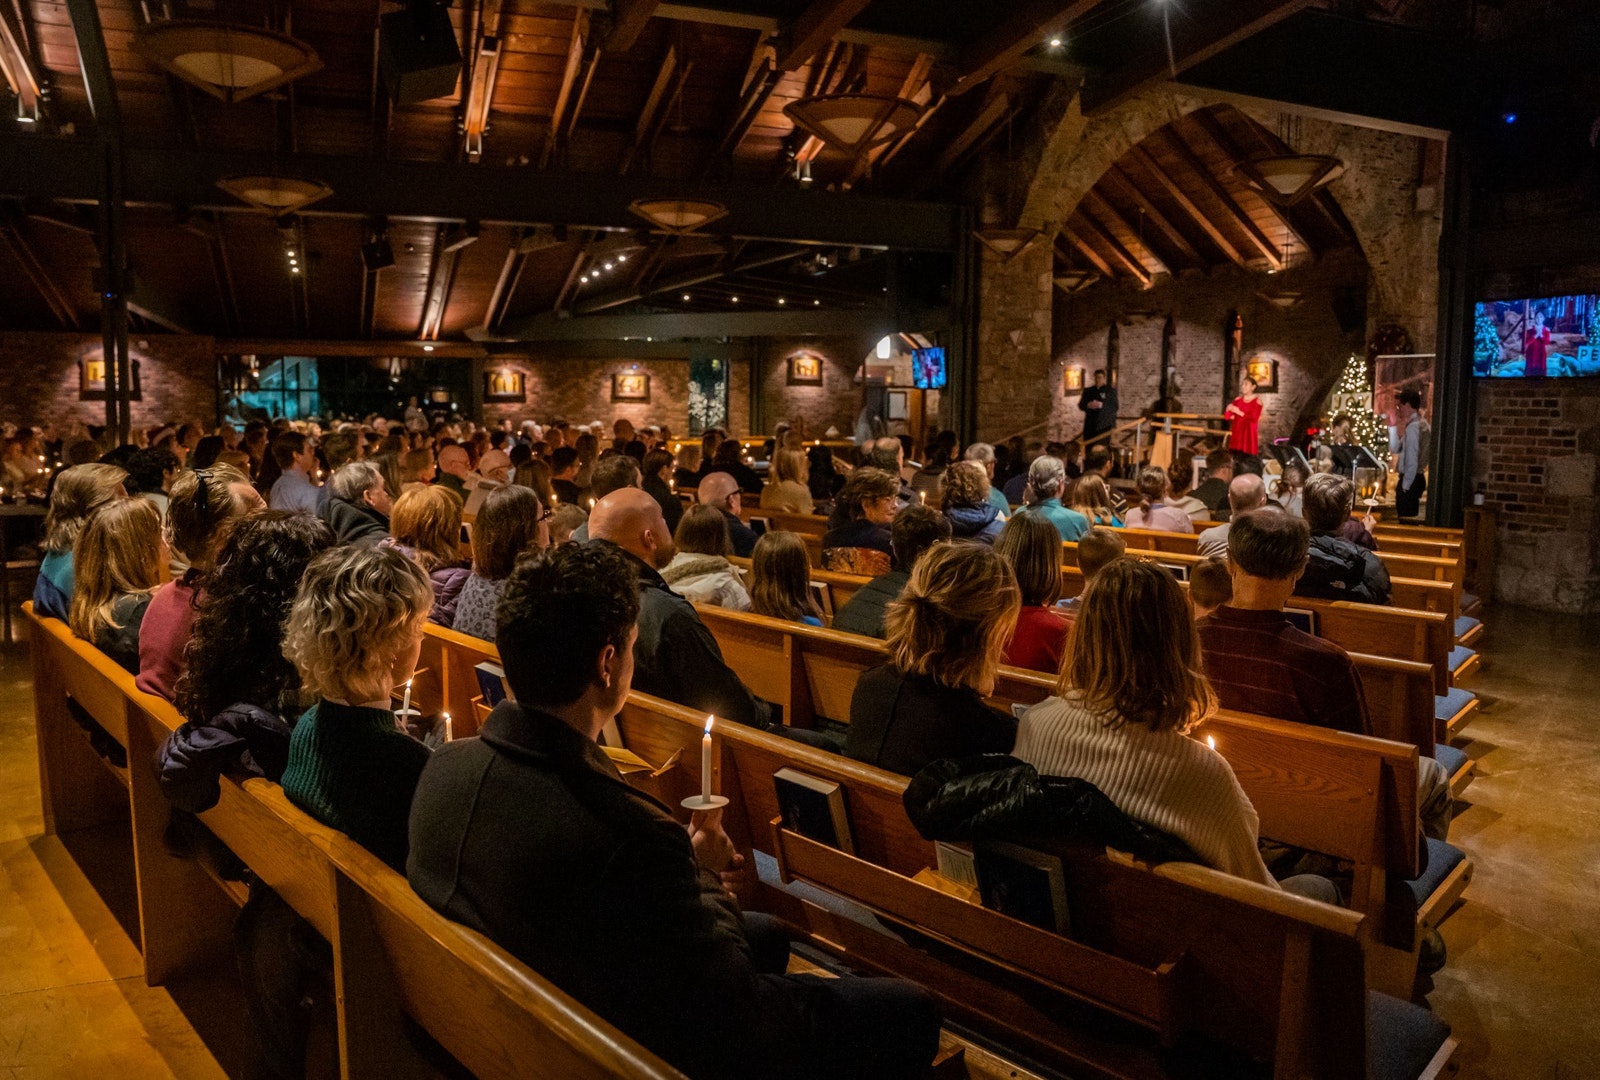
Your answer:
[1123,465,1194,534]
[661,503,751,611]
[846,543,1021,776]
[1068,472,1123,528]
[1188,556,1233,620]
[831,505,950,639]
[995,513,1071,673]
[68,498,165,674]
[1055,526,1126,616]
[1014,559,1337,901]
[749,530,824,626]
[280,545,434,872]
[406,544,942,1080]
[33,462,128,621]
[1294,473,1391,606]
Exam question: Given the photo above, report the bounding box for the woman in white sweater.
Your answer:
[1013,559,1331,899]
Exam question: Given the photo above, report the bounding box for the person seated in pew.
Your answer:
[1016,455,1090,541]
[761,447,816,516]
[706,437,764,496]
[1068,472,1123,528]
[280,545,435,872]
[641,448,684,536]
[1187,556,1233,620]
[696,471,761,558]
[672,442,702,491]
[962,441,1013,518]
[406,544,941,1080]
[448,484,550,642]
[822,467,900,577]
[68,498,165,674]
[33,462,129,621]
[866,437,919,507]
[749,531,825,627]
[318,460,391,548]
[138,464,264,702]
[661,504,752,611]
[382,485,472,625]
[1195,473,1268,558]
[1167,449,1211,523]
[939,461,1006,545]
[1123,465,1195,534]
[1295,473,1391,606]
[550,502,588,546]
[1196,511,1452,840]
[1014,560,1337,901]
[996,513,1071,674]
[846,543,1021,776]
[589,488,772,728]
[569,453,641,542]
[1055,526,1126,616]
[831,506,950,639]
[1190,448,1234,520]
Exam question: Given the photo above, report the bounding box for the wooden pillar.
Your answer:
[1429,135,1473,528]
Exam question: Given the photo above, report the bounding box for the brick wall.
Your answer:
[477,355,752,436]
[755,334,874,439]
[1472,380,1600,612]
[0,331,218,434]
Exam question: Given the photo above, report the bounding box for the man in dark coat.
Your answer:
[1294,473,1391,605]
[588,487,770,727]
[407,543,940,1080]
[1077,369,1118,444]
[696,470,761,557]
[319,462,390,547]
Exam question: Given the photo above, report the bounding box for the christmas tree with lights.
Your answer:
[1328,355,1388,460]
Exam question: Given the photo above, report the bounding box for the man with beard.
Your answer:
[588,488,771,727]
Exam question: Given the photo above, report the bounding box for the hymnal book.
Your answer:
[474,662,512,707]
[1158,562,1191,582]
[935,841,978,888]
[1283,607,1319,636]
[974,841,1071,934]
[773,768,854,855]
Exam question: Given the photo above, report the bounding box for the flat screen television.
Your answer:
[912,346,947,390]
[1474,293,1600,378]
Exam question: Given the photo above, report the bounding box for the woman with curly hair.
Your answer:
[822,467,899,576]
[939,461,1004,545]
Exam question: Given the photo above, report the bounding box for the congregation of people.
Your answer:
[22,395,1451,1080]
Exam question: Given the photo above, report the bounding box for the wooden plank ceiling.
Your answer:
[0,0,1323,340]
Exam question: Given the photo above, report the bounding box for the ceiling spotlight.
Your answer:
[682,293,691,301]
[813,299,820,306]
[287,249,296,257]
[731,296,739,303]
[1048,37,1063,48]
[777,297,786,305]
[604,261,614,270]
[290,266,300,274]
[617,254,628,263]
[422,344,435,352]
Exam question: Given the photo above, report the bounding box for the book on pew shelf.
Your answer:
[935,841,978,888]
[974,841,1071,934]
[474,662,512,707]
[773,768,854,855]
[1283,607,1319,636]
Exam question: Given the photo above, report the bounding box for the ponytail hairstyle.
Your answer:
[1134,466,1169,517]
[69,498,163,643]
[748,531,821,624]
[884,542,1020,696]
[168,463,254,570]
[1024,455,1067,507]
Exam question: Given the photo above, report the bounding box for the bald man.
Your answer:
[1196,473,1267,558]
[589,489,771,728]
[435,444,471,499]
[696,471,760,558]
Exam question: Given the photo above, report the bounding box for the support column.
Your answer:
[943,208,980,444]
[973,234,1054,444]
[1429,135,1473,528]
[94,136,130,445]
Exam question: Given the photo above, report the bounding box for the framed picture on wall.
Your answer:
[484,368,526,402]
[1063,366,1085,393]
[612,372,651,402]
[788,352,823,385]
[886,389,909,421]
[429,386,453,405]
[79,352,142,401]
[1245,356,1279,394]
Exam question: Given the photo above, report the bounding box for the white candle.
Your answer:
[701,716,714,801]
[443,712,453,742]
[1205,735,1216,751]
[919,490,926,504]
[588,497,596,510]
[401,678,413,717]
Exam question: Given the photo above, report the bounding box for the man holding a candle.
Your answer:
[407,543,941,1080]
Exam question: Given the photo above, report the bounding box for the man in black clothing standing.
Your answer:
[1077,369,1118,445]
[407,542,939,1080]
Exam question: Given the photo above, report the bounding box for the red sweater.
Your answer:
[1195,605,1370,735]
[1003,605,1072,674]
[136,576,199,702]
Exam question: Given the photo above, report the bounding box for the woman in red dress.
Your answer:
[1224,373,1263,455]
[1523,307,1550,378]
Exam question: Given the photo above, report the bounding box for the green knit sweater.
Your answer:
[281,699,432,872]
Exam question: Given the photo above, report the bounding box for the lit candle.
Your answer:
[551,491,559,505]
[401,678,413,717]
[1205,735,1216,751]
[588,497,596,510]
[701,716,714,801]
[918,490,926,505]
[443,711,453,742]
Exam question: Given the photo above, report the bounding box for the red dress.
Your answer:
[1226,396,1263,454]
[1524,327,1550,378]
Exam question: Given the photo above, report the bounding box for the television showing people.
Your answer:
[1474,293,1600,378]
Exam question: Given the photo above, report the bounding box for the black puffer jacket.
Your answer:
[1296,533,1391,605]
[157,702,294,813]
[903,754,1200,867]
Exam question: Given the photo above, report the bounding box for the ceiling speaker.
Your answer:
[379,3,462,106]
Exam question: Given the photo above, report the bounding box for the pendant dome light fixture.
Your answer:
[134,20,322,104]
[217,175,333,215]
[783,94,923,157]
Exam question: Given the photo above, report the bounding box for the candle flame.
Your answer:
[1206,735,1216,750]
[704,715,715,735]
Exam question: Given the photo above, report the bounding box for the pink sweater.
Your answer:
[136,577,198,702]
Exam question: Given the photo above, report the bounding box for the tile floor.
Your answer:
[2,605,1597,1078]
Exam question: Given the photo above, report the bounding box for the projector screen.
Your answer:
[1474,294,1600,378]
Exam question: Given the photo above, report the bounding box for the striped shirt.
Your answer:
[1013,693,1275,887]
[1195,606,1370,736]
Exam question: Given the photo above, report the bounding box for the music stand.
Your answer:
[1267,442,1311,473]
[1330,445,1382,476]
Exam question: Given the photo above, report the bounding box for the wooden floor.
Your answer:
[2,604,1598,1079]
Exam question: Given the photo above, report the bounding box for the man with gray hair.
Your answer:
[1196,474,1269,558]
[964,442,1011,516]
[867,436,916,507]
[320,461,391,547]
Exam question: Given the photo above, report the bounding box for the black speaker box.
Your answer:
[379,4,462,106]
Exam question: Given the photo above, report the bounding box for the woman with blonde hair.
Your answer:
[760,447,815,515]
[994,512,1070,673]
[1068,473,1123,528]
[1123,465,1193,534]
[33,462,127,620]
[846,543,1020,775]
[660,503,750,610]
[748,531,823,626]
[383,485,472,624]
[1012,560,1328,899]
[939,460,1004,545]
[280,545,434,871]
[70,499,164,672]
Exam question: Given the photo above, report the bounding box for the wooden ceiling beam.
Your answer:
[205,211,240,336]
[575,245,808,314]
[602,0,659,53]
[0,0,45,120]
[0,214,76,327]
[1187,107,1312,257]
[775,0,872,72]
[948,0,1103,97]
[541,9,591,168]
[1160,126,1281,269]
[1104,164,1202,265]
[619,43,677,174]
[935,89,1010,177]
[64,0,119,131]
[711,52,781,164]
[845,52,934,186]
[1128,144,1248,269]
[1074,207,1153,285]
[1082,191,1166,280]
[1058,225,1116,279]
[492,304,949,343]
[1080,0,1315,116]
